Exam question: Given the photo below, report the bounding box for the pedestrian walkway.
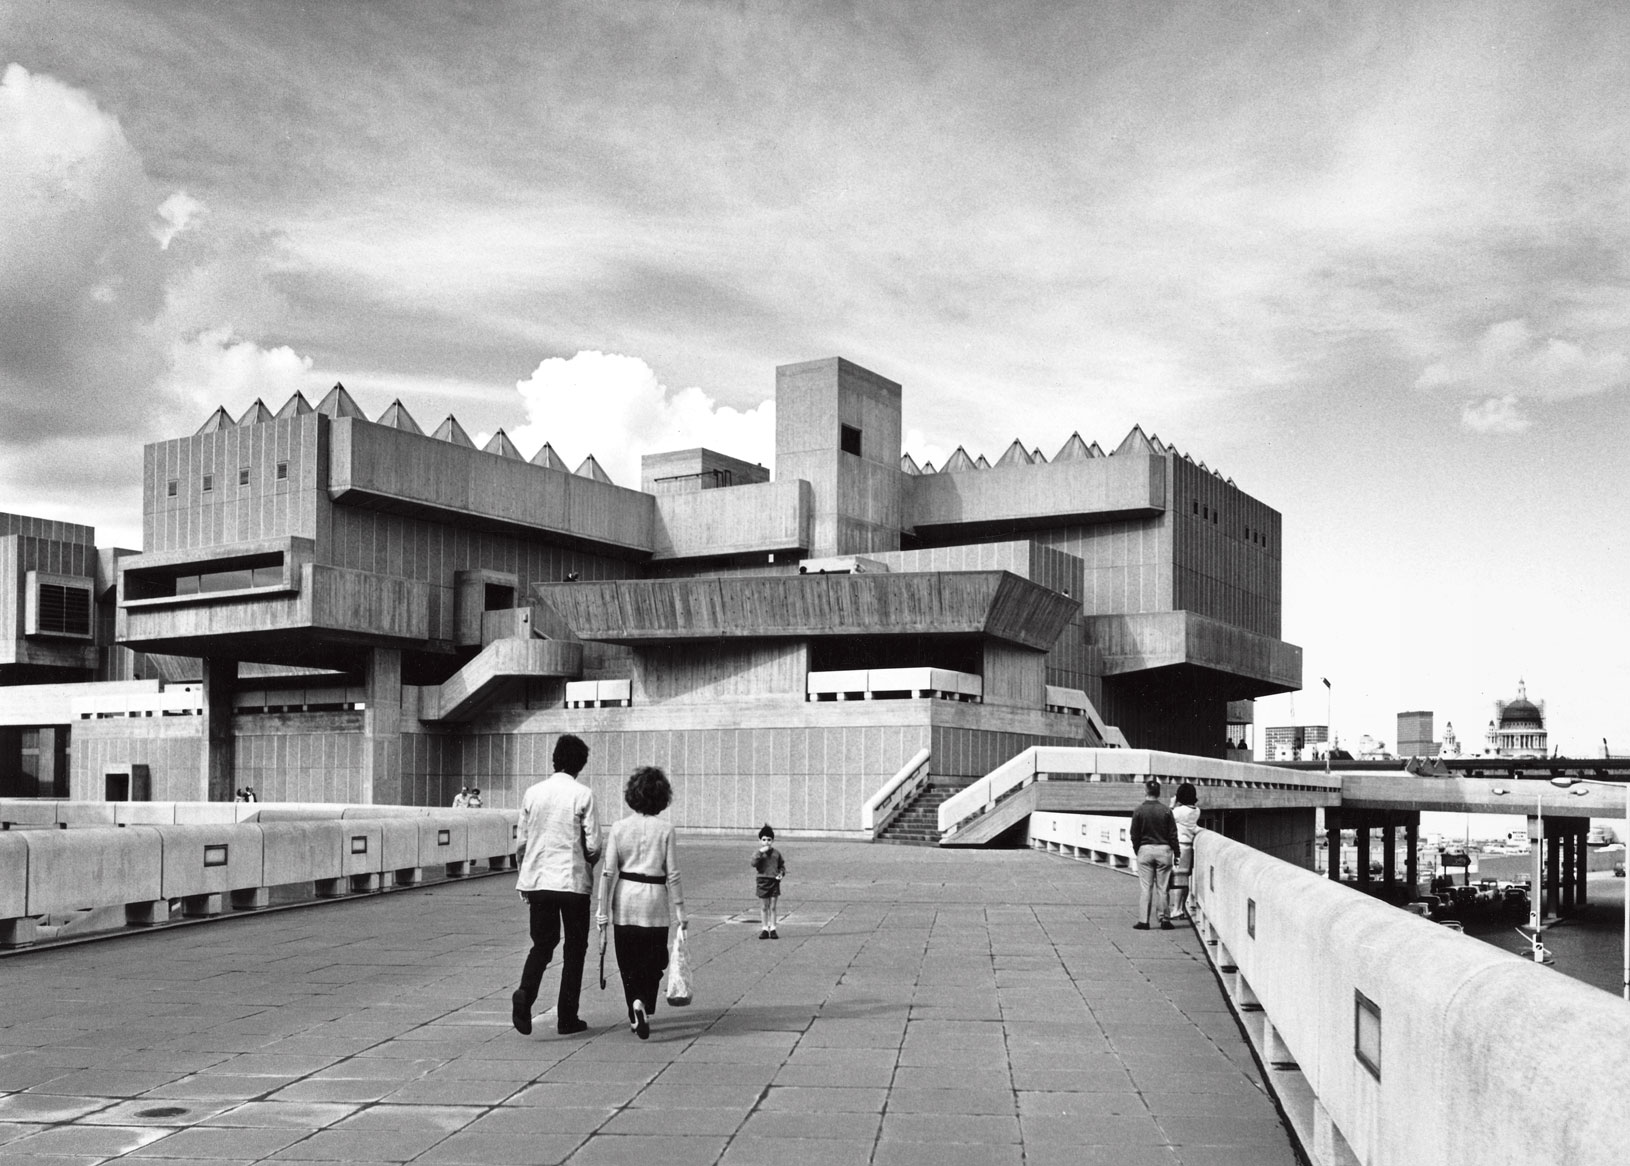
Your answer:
[0,840,1296,1165]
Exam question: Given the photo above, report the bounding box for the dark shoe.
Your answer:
[1133,922,1150,930]
[1160,920,1175,931]
[556,1017,589,1036]
[511,990,532,1036]
[759,929,769,940]
[633,1001,649,1040]
[769,930,779,940]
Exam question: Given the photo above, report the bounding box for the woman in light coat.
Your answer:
[1169,782,1201,919]
[596,766,687,1039]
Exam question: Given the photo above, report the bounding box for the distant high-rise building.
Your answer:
[1397,710,1437,758]
[1265,724,1329,761]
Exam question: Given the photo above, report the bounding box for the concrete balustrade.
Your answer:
[466,812,516,873]
[260,820,349,897]
[417,815,470,877]
[0,799,61,828]
[152,822,266,917]
[0,833,27,924]
[25,826,164,926]
[564,678,633,708]
[1026,810,1134,868]
[0,805,519,947]
[861,747,933,836]
[335,820,385,894]
[1193,828,1630,1166]
[806,667,982,702]
[376,818,422,887]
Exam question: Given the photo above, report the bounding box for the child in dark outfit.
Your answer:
[751,823,786,939]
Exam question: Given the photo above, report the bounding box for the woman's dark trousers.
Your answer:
[613,924,670,1019]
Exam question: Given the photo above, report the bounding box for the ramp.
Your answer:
[419,638,582,722]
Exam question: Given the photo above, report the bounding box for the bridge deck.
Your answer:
[0,840,1294,1165]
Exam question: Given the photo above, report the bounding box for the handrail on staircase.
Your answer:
[862,747,933,837]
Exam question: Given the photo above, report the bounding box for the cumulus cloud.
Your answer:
[152,190,205,249]
[1460,395,1530,435]
[903,428,953,472]
[0,63,328,540]
[0,61,168,441]
[509,351,774,487]
[167,327,326,415]
[1417,318,1630,431]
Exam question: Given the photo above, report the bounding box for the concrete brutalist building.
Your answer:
[1,357,1300,835]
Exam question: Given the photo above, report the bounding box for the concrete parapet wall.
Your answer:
[1193,828,1630,1165]
[24,826,163,915]
[154,822,264,897]
[651,479,811,560]
[329,417,653,553]
[1028,811,1134,867]
[0,806,519,945]
[905,451,1167,534]
[0,832,27,917]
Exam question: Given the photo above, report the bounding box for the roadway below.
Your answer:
[1462,872,1628,997]
[0,839,1295,1165]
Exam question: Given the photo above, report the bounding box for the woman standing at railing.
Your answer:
[1169,782,1200,920]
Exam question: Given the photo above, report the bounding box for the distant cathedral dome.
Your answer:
[1499,698,1543,728]
[1486,680,1547,758]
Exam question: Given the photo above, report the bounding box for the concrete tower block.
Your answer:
[774,358,904,559]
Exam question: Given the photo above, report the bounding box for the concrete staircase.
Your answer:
[420,638,583,722]
[874,783,964,846]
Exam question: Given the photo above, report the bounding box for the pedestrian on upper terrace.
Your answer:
[451,786,469,808]
[1169,781,1201,920]
[513,734,601,1037]
[467,787,483,808]
[751,823,786,939]
[597,765,687,1040]
[1131,779,1179,930]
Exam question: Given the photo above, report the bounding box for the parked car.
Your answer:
[1439,920,1465,932]
[1615,862,1626,878]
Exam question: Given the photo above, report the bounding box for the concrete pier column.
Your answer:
[1561,830,1576,913]
[1528,815,1544,928]
[1574,824,1589,907]
[1356,825,1371,890]
[1382,824,1396,890]
[1545,821,1562,919]
[363,648,403,806]
[200,657,237,802]
[1324,811,1341,881]
[1405,821,1419,895]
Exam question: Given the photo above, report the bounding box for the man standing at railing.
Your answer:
[1130,779,1179,931]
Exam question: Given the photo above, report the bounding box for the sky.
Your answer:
[3,0,1629,758]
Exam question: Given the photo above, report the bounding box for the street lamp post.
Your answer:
[1322,677,1332,773]
[1494,783,1548,962]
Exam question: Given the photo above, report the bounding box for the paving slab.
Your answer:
[0,838,1293,1163]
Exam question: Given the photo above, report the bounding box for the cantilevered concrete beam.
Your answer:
[534,570,1080,651]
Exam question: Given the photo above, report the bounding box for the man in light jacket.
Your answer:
[513,734,601,1036]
